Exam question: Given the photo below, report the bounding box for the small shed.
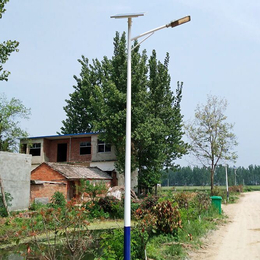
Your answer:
[30,162,112,203]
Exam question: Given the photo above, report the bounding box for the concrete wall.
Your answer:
[91,135,117,162]
[90,160,138,191]
[0,151,32,211]
[20,138,44,165]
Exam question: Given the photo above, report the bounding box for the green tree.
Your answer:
[185,95,238,194]
[0,0,19,81]
[61,32,188,192]
[0,94,30,151]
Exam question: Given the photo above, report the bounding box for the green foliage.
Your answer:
[49,191,66,208]
[97,229,124,260]
[162,165,260,187]
[79,180,107,202]
[84,200,109,220]
[0,0,9,18]
[146,234,185,260]
[98,196,124,219]
[29,201,47,211]
[0,0,19,81]
[0,94,30,152]
[211,186,225,197]
[61,32,188,192]
[0,192,12,217]
[97,226,153,260]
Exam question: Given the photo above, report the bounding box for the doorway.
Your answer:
[57,143,67,162]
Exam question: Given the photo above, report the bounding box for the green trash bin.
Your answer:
[210,196,222,214]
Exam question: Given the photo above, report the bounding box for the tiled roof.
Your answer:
[43,162,112,180]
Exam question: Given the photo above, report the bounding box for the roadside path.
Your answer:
[189,191,260,260]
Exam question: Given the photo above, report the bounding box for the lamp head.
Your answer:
[167,16,191,28]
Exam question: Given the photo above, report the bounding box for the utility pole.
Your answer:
[225,165,229,202]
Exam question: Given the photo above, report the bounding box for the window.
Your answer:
[98,140,111,153]
[30,143,41,156]
[80,141,91,155]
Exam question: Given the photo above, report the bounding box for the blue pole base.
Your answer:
[124,226,131,260]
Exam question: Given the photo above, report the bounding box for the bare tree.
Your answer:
[0,175,9,216]
[185,95,238,194]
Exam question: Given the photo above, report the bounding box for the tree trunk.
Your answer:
[210,168,214,196]
[0,176,9,216]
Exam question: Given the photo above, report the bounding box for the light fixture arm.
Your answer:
[131,15,190,42]
[131,32,154,51]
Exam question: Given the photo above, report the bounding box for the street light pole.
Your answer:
[234,166,237,186]
[110,13,191,260]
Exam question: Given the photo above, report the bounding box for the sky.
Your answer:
[1,0,260,168]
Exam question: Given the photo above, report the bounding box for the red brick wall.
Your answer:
[31,163,66,181]
[30,183,67,203]
[31,163,68,202]
[44,137,92,163]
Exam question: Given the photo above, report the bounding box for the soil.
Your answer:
[188,191,260,260]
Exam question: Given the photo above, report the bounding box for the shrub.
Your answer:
[229,185,243,193]
[194,192,211,215]
[153,200,182,236]
[29,201,46,211]
[49,191,66,208]
[84,200,109,220]
[173,192,190,209]
[98,196,124,219]
[212,186,224,197]
[27,203,93,260]
[79,180,107,202]
[97,226,153,260]
[140,194,159,210]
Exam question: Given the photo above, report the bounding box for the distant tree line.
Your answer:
[161,165,260,187]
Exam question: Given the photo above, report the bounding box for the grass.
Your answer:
[146,207,223,260]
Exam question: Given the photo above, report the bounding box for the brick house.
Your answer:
[30,162,112,203]
[20,133,138,201]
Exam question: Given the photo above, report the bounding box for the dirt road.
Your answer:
[189,191,260,260]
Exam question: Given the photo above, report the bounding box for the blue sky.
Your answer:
[1,0,260,167]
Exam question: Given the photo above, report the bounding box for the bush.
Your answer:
[194,192,211,215]
[140,194,159,210]
[98,196,124,219]
[49,191,66,208]
[84,200,109,220]
[153,200,182,236]
[97,226,151,260]
[29,202,46,211]
[212,186,224,197]
[173,192,191,209]
[79,180,107,202]
[26,203,93,259]
[229,185,243,193]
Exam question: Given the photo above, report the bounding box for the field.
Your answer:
[161,185,260,192]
